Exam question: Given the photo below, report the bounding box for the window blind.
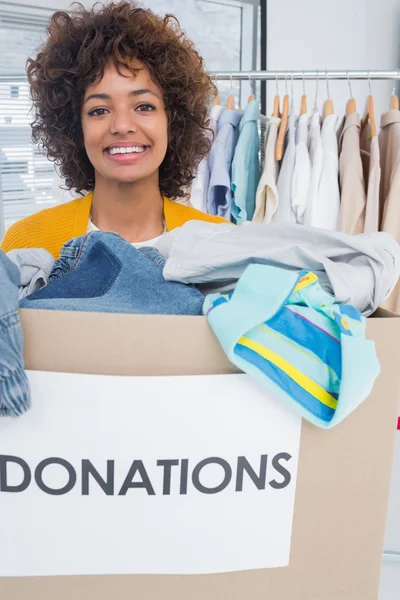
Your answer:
[0,3,56,236]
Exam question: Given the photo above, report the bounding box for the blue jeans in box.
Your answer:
[0,250,30,417]
[20,231,204,315]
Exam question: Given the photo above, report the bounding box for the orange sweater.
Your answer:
[0,192,227,259]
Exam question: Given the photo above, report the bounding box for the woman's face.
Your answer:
[81,60,168,188]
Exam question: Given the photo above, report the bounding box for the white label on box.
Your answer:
[0,371,302,577]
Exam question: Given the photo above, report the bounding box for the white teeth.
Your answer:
[108,146,146,155]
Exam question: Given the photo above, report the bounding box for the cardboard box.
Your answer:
[1,308,400,600]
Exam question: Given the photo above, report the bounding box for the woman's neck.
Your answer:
[90,177,165,243]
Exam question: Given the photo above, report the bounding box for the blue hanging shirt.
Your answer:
[207,109,242,219]
[231,99,260,223]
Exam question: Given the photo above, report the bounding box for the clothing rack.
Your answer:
[209,70,400,81]
[2,70,400,85]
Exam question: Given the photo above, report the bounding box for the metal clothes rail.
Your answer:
[209,70,400,81]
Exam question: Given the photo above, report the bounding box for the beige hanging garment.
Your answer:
[359,99,381,234]
[338,112,366,234]
[379,109,400,313]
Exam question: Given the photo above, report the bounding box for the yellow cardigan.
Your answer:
[0,191,227,259]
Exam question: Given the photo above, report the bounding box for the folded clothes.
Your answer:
[156,220,400,316]
[204,264,380,428]
[0,250,31,418]
[20,231,204,315]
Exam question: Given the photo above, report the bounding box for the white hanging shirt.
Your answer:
[253,115,281,223]
[273,104,297,224]
[314,113,340,230]
[87,219,164,248]
[303,109,323,227]
[189,104,225,212]
[291,112,311,223]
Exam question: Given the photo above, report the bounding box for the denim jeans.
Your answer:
[20,231,204,315]
[0,250,30,417]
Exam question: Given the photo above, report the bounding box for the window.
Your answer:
[0,2,55,237]
[0,0,259,236]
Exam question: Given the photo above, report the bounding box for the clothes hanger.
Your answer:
[273,71,280,117]
[226,74,236,109]
[362,71,377,138]
[313,69,319,112]
[275,71,289,161]
[346,70,356,115]
[247,73,255,103]
[323,69,333,117]
[389,73,399,109]
[389,87,399,110]
[300,71,307,115]
[212,93,221,106]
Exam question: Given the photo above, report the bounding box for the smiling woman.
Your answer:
[0,1,227,257]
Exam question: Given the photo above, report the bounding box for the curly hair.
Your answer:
[26,1,216,199]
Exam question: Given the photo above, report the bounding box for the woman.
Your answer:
[1,1,226,259]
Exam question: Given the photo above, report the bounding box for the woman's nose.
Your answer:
[109,110,138,135]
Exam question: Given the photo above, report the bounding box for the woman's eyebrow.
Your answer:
[83,89,161,104]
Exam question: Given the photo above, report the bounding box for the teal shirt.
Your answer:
[231,100,260,223]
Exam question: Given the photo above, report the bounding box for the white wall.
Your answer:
[266,0,400,119]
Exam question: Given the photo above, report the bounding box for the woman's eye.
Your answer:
[88,108,108,117]
[136,103,156,112]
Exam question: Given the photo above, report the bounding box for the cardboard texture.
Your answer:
[1,309,400,600]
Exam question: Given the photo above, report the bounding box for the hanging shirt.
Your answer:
[253,115,281,223]
[190,104,225,212]
[231,100,260,223]
[337,112,366,235]
[379,109,400,313]
[207,108,242,219]
[291,112,311,224]
[360,107,381,234]
[314,113,340,230]
[273,104,297,224]
[303,109,323,227]
[362,136,381,234]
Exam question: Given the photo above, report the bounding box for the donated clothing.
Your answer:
[338,112,366,235]
[0,191,227,259]
[0,251,31,418]
[291,113,311,223]
[274,105,297,224]
[231,99,260,223]
[360,110,381,235]
[20,231,204,315]
[190,104,225,212]
[314,114,340,230]
[207,108,242,219]
[155,220,400,317]
[380,110,400,313]
[204,264,380,429]
[303,110,323,227]
[253,115,281,223]
[7,248,55,299]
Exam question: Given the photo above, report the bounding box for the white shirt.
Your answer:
[87,219,164,248]
[189,104,225,212]
[303,109,323,227]
[253,115,281,223]
[291,112,311,223]
[314,113,340,230]
[273,104,297,224]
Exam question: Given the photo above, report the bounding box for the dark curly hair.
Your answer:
[26,1,216,199]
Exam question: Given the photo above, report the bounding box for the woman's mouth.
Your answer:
[104,145,150,163]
